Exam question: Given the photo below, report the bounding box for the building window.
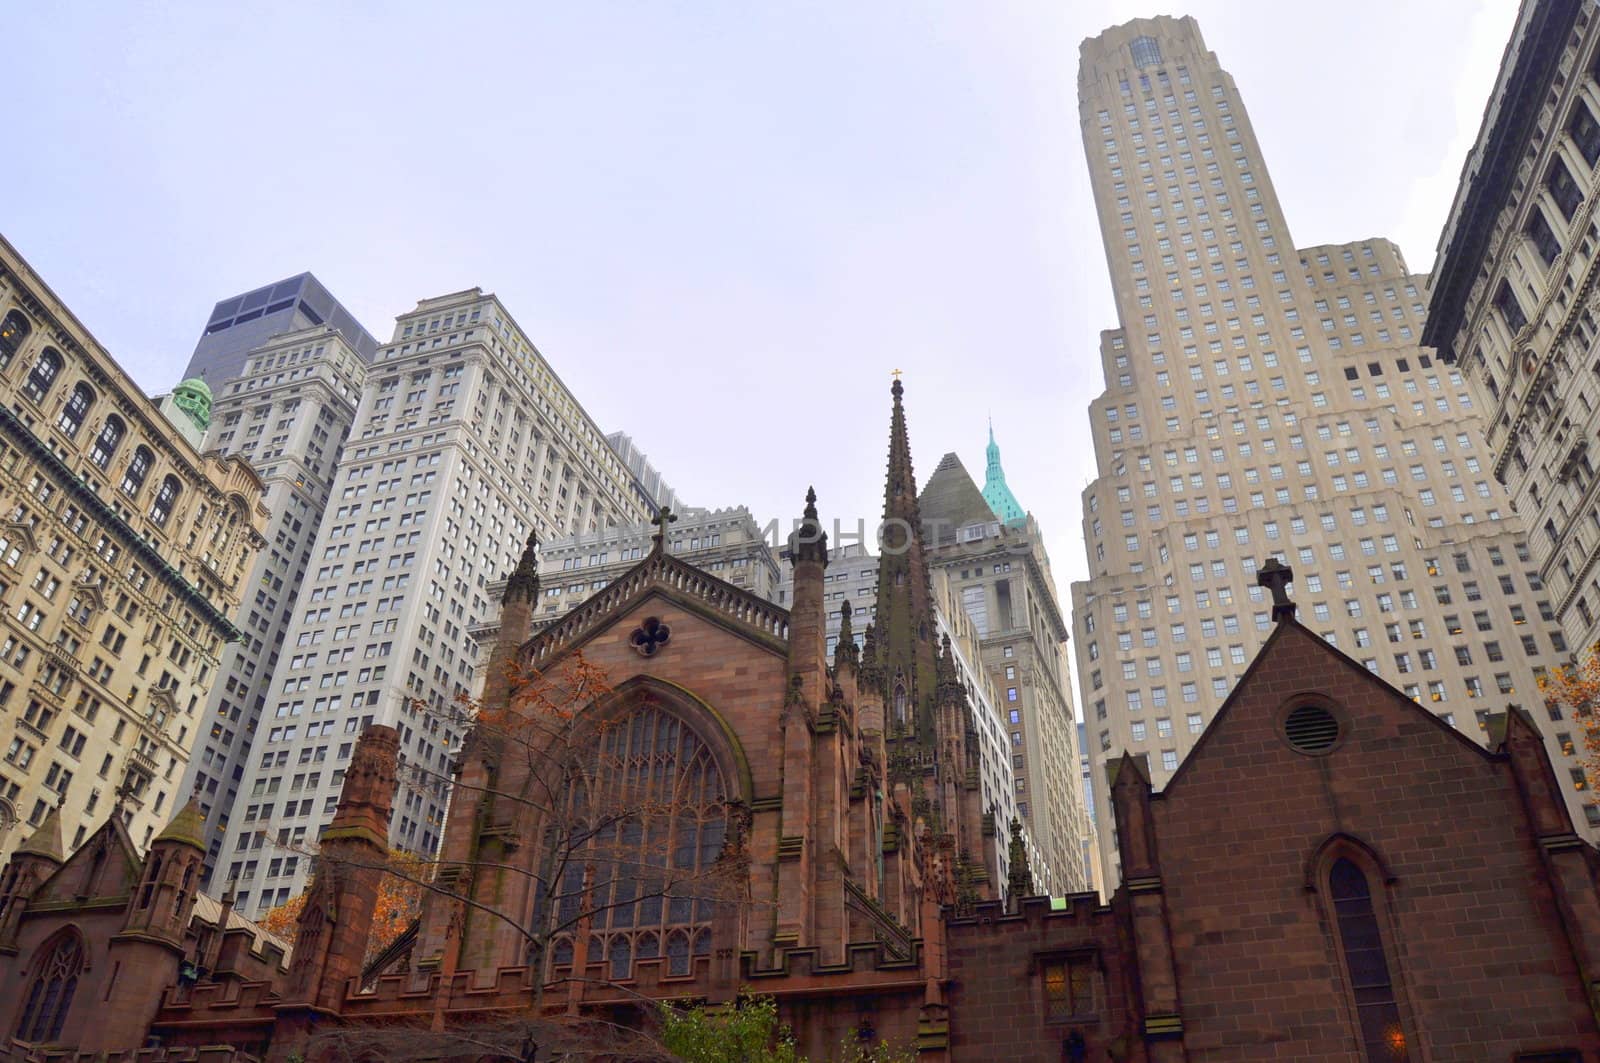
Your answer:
[1329,859,1407,1061]
[89,415,124,469]
[15,931,83,1043]
[149,475,181,527]
[1041,954,1096,1021]
[121,446,153,498]
[1526,208,1562,267]
[1129,35,1162,68]
[0,310,31,370]
[55,383,93,438]
[1571,100,1600,167]
[1547,157,1583,222]
[22,348,62,405]
[1494,280,1528,336]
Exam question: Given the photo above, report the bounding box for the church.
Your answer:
[3,379,1600,1061]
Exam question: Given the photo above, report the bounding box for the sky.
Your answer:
[5,0,1518,635]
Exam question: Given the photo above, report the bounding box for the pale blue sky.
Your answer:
[5,0,1516,622]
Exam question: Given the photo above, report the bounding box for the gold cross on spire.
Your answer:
[891,368,903,380]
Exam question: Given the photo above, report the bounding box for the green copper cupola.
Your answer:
[981,421,1025,525]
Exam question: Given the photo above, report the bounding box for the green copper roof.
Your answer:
[171,377,213,432]
[154,795,207,851]
[981,422,1026,525]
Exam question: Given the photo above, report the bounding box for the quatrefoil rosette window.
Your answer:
[630,616,671,656]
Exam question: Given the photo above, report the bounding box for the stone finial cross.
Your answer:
[651,505,678,551]
[1256,557,1297,622]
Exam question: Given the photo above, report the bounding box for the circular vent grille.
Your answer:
[1284,704,1340,753]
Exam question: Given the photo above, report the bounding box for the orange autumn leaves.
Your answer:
[1538,646,1600,790]
[258,850,428,961]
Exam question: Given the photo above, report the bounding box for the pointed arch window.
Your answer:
[1329,858,1408,1060]
[893,683,908,727]
[15,931,83,1043]
[120,446,152,498]
[22,348,62,405]
[148,475,180,527]
[545,697,729,983]
[56,383,93,438]
[0,310,31,370]
[89,415,123,469]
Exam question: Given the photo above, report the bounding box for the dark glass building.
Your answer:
[184,272,378,386]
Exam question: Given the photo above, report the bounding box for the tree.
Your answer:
[258,849,427,961]
[659,994,917,1063]
[1537,645,1600,786]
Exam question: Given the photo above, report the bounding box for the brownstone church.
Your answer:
[3,380,1600,1061]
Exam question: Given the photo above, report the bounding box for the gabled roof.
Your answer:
[522,545,791,670]
[1162,616,1497,798]
[30,811,143,906]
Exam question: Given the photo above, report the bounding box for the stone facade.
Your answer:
[0,234,269,864]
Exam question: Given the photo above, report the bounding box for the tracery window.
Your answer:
[15,931,83,1043]
[547,699,729,982]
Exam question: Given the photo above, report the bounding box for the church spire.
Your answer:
[873,374,939,743]
[982,422,1026,525]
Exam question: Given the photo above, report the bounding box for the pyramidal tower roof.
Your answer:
[982,421,1026,525]
[15,804,65,862]
[154,795,207,851]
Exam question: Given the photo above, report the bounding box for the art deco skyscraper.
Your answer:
[216,288,651,916]
[1072,16,1592,884]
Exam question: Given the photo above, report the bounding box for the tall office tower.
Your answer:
[605,430,681,515]
[1072,16,1591,884]
[777,541,879,655]
[177,327,368,881]
[0,235,268,860]
[216,288,651,915]
[919,446,1092,896]
[536,506,780,617]
[185,273,379,387]
[1427,3,1600,656]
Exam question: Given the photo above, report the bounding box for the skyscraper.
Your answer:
[215,288,652,915]
[919,445,1092,895]
[185,273,379,388]
[178,326,369,881]
[1425,0,1600,656]
[1072,16,1590,884]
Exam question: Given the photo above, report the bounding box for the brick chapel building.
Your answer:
[3,379,1600,1061]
